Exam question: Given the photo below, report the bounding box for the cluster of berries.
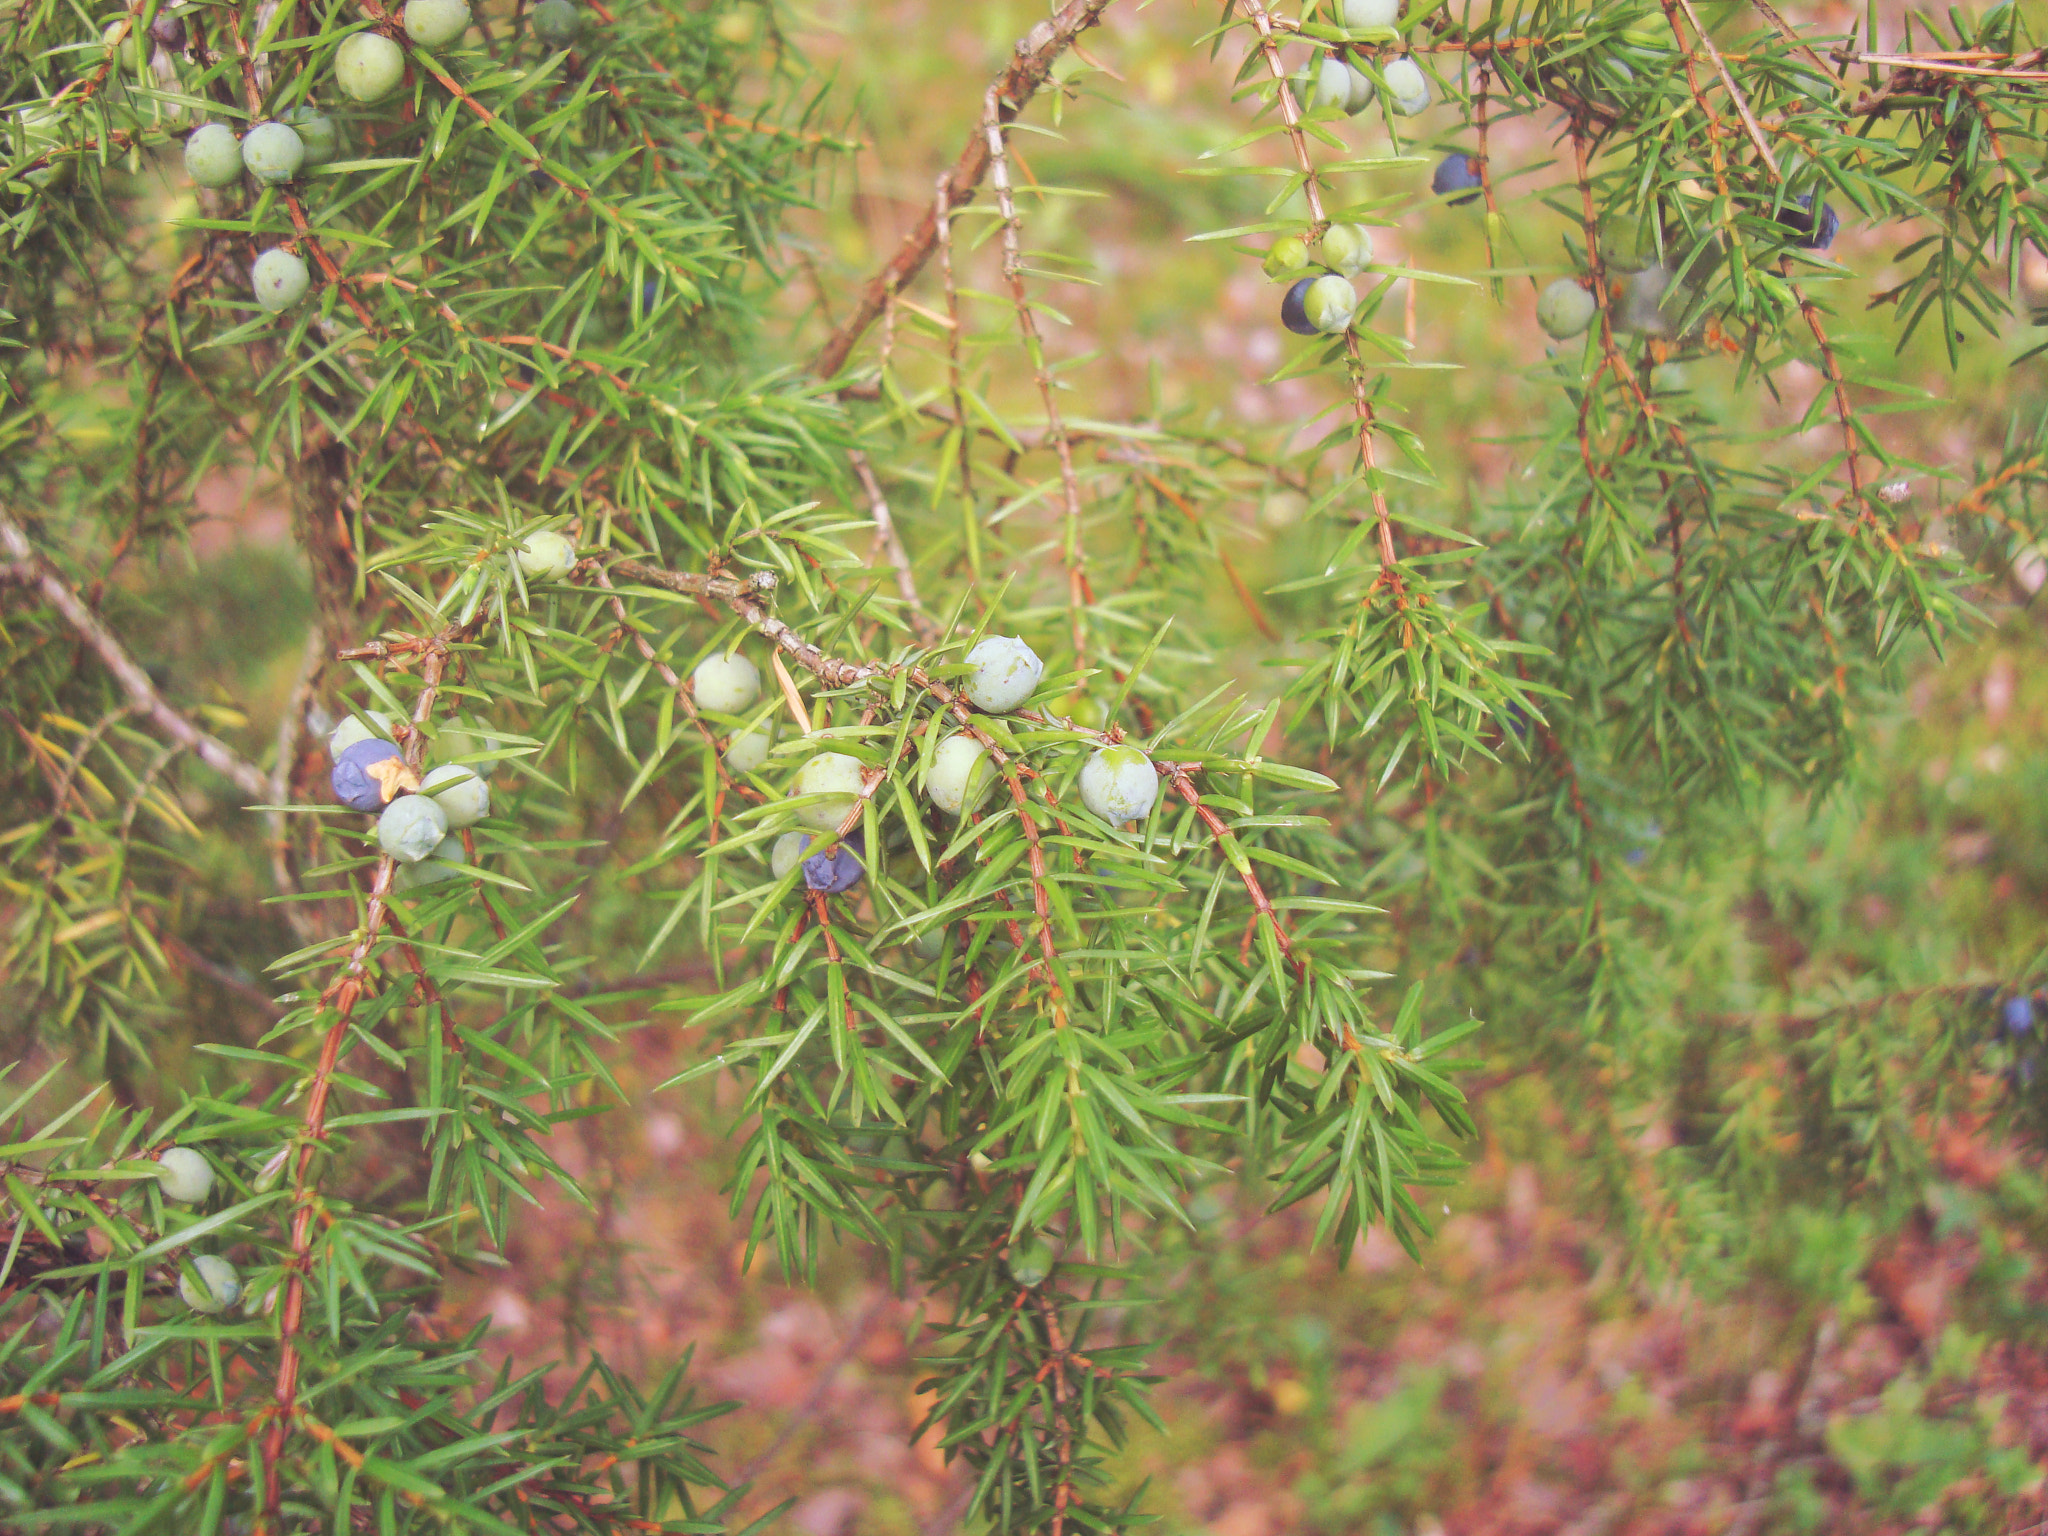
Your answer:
[146,0,586,313]
[149,1146,245,1313]
[329,707,495,887]
[1999,990,2040,1092]
[705,633,1163,904]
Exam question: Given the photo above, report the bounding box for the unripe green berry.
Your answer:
[240,121,304,185]
[515,529,577,581]
[330,710,395,757]
[791,751,864,831]
[724,723,776,773]
[184,123,243,188]
[770,831,808,879]
[1259,490,1307,530]
[531,0,582,47]
[963,635,1044,713]
[156,1146,213,1204]
[1302,273,1357,334]
[1536,278,1596,339]
[1007,1238,1055,1287]
[694,651,761,713]
[334,32,405,103]
[250,248,309,313]
[394,833,468,888]
[926,733,993,818]
[1320,223,1373,277]
[1382,57,1431,114]
[421,763,489,828]
[283,106,339,167]
[1262,235,1309,282]
[180,1254,241,1313]
[1079,744,1159,824]
[403,0,470,49]
[102,19,142,71]
[1342,0,1400,27]
[1616,262,1675,336]
[377,793,449,863]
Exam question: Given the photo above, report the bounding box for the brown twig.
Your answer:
[810,0,1116,380]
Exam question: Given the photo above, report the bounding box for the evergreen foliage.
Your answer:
[1,0,2044,1530]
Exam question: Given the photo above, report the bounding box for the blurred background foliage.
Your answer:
[4,0,2048,1530]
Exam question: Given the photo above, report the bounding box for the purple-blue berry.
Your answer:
[1280,277,1319,337]
[772,831,864,894]
[1781,193,1839,251]
[2003,994,2035,1036]
[332,738,416,812]
[1432,152,1482,206]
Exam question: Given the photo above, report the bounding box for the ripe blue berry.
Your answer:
[770,831,865,894]
[378,794,449,863]
[184,124,242,188]
[332,738,416,812]
[2004,994,2035,1036]
[1781,193,1839,251]
[180,1254,241,1313]
[250,248,309,313]
[1432,152,1482,205]
[150,12,187,51]
[1079,744,1159,824]
[964,635,1044,713]
[240,121,304,185]
[1280,277,1319,336]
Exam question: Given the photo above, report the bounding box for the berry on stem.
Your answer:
[1432,152,1483,205]
[1262,234,1309,281]
[515,529,577,581]
[1342,0,1400,28]
[183,124,242,189]
[531,0,582,47]
[1280,277,1319,336]
[421,763,490,828]
[2005,995,2035,1037]
[1536,277,1596,339]
[156,1146,213,1204]
[240,121,304,185]
[1079,744,1160,824]
[377,794,449,863]
[1319,223,1373,277]
[404,0,471,49]
[334,32,405,102]
[724,723,776,773]
[250,248,309,313]
[791,752,865,831]
[332,738,415,812]
[1779,192,1839,251]
[1302,273,1357,334]
[180,1254,241,1313]
[926,733,993,817]
[150,12,187,51]
[963,635,1044,713]
[394,834,468,889]
[694,651,761,713]
[330,709,396,757]
[1382,57,1431,115]
[1007,1238,1055,1287]
[284,106,339,167]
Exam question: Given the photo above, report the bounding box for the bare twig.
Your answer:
[810,0,1116,380]
[0,510,271,802]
